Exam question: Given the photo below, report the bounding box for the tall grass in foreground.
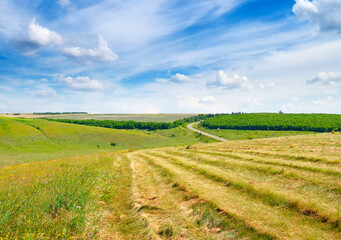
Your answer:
[0,154,115,239]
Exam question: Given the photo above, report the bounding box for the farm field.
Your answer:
[1,132,340,239]
[195,123,314,141]
[0,113,197,122]
[0,117,214,167]
[126,132,341,239]
[203,113,341,132]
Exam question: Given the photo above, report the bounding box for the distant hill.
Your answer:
[0,117,210,167]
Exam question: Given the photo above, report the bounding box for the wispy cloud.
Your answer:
[307,72,341,85]
[35,86,58,97]
[58,76,104,91]
[57,0,70,7]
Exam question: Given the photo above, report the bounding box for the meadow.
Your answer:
[0,117,214,167]
[1,131,340,239]
[195,124,314,141]
[1,114,341,239]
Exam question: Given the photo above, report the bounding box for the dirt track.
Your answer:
[187,122,227,142]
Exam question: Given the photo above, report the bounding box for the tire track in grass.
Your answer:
[129,154,162,240]
[149,150,341,228]
[136,151,340,240]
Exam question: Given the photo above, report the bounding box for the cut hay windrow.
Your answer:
[133,151,340,239]
[186,148,341,176]
[144,150,341,227]
[166,149,341,193]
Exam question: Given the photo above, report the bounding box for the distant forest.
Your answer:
[46,114,226,130]
[202,113,341,132]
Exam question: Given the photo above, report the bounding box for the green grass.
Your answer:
[1,128,340,239]
[38,113,197,122]
[0,153,115,239]
[196,123,313,140]
[0,117,215,167]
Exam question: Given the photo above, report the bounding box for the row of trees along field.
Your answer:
[202,113,341,132]
[46,114,228,131]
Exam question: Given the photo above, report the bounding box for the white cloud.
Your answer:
[293,0,341,32]
[207,70,253,90]
[307,72,341,84]
[199,95,218,103]
[35,87,58,97]
[12,18,62,53]
[57,0,70,7]
[170,73,190,83]
[290,96,300,101]
[63,35,118,62]
[259,82,275,89]
[28,18,62,46]
[59,76,104,91]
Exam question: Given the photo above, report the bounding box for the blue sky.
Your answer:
[0,0,341,113]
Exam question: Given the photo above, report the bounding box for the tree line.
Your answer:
[46,113,228,131]
[202,113,341,132]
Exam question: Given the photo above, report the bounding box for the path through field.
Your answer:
[126,133,341,239]
[187,122,227,142]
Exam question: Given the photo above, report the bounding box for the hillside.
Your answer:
[0,117,214,167]
[1,132,340,239]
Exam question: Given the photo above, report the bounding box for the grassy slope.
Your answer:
[1,132,340,239]
[196,123,314,140]
[0,117,215,167]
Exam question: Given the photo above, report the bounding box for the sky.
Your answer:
[0,0,341,114]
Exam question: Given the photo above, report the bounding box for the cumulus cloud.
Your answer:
[293,0,341,32]
[57,0,70,7]
[306,72,341,84]
[63,35,118,62]
[259,82,275,89]
[207,70,253,90]
[59,76,104,91]
[35,87,58,97]
[170,73,190,83]
[12,18,62,53]
[199,96,218,103]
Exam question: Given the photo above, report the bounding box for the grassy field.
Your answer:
[1,132,340,239]
[1,113,197,122]
[196,123,314,140]
[126,132,341,239]
[0,117,214,167]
